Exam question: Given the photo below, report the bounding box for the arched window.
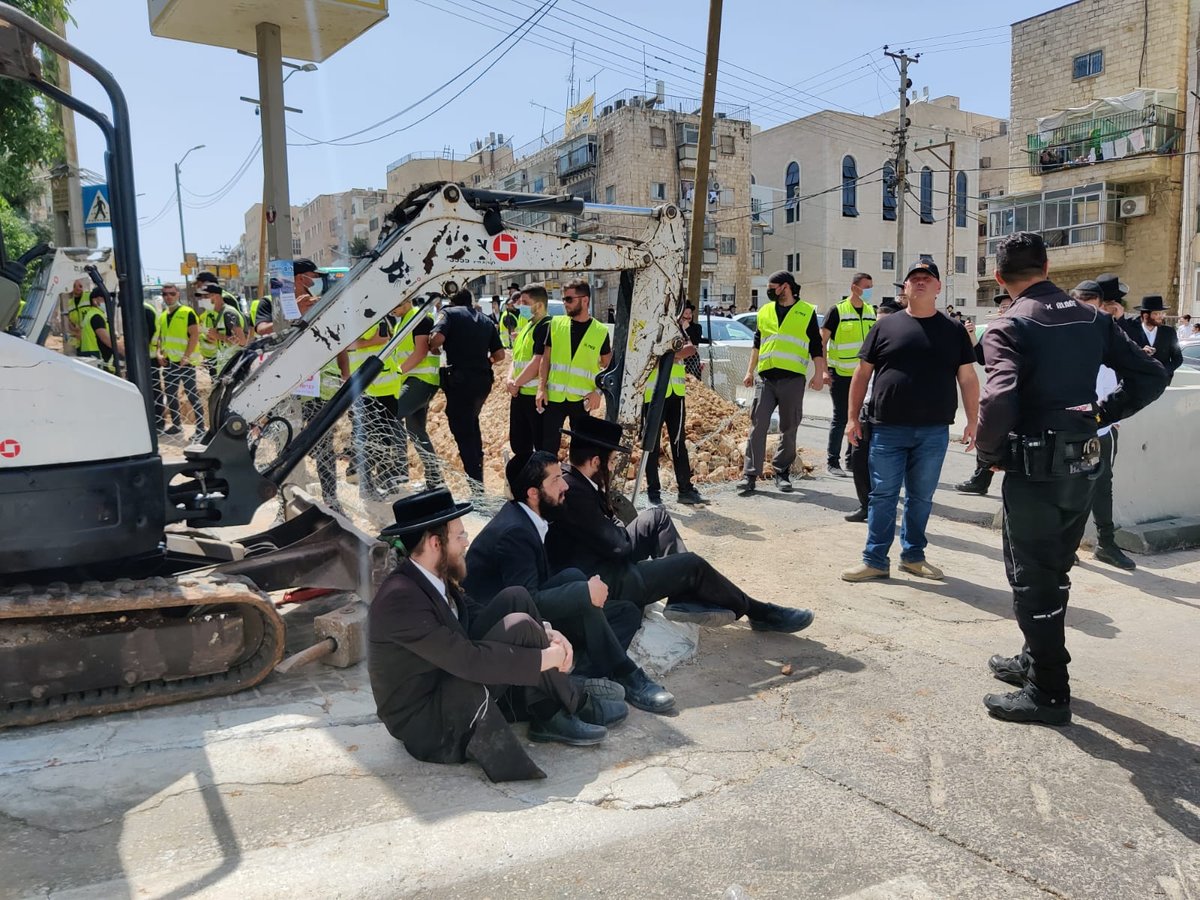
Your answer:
[842,155,858,217]
[785,162,799,224]
[955,171,968,227]
[919,167,934,224]
[882,163,897,221]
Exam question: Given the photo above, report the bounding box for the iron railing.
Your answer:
[1026,104,1182,175]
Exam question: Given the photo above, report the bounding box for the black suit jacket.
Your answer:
[367,559,542,763]
[463,500,592,621]
[1128,320,1183,382]
[545,467,635,586]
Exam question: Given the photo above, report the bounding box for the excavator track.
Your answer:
[0,573,286,729]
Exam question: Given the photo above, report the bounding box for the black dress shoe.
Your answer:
[646,491,663,506]
[528,711,608,746]
[736,475,757,495]
[577,694,628,727]
[663,602,736,627]
[163,424,182,435]
[749,603,814,634]
[677,487,705,505]
[844,507,867,523]
[983,688,1071,726]
[569,675,625,701]
[1094,543,1136,570]
[954,479,988,496]
[774,471,794,492]
[988,653,1029,687]
[616,668,675,714]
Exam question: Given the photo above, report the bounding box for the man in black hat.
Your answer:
[1095,273,1138,341]
[368,488,626,783]
[429,288,505,489]
[1130,295,1182,383]
[546,417,816,675]
[253,257,319,336]
[737,270,826,494]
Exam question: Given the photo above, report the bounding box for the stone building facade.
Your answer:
[984,0,1189,309]
[295,188,394,269]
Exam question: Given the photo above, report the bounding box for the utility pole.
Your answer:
[916,139,957,306]
[686,0,723,313]
[174,144,204,289]
[885,47,917,283]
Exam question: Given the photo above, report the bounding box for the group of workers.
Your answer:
[365,233,1175,784]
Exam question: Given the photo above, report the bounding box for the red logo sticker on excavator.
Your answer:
[0,439,20,459]
[492,233,518,262]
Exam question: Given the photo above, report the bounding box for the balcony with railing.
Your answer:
[985,183,1127,269]
[556,134,597,179]
[1026,95,1182,183]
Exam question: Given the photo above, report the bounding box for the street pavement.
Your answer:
[1,420,1197,899]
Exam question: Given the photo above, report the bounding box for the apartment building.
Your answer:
[385,136,515,198]
[984,0,1189,309]
[754,95,1002,318]
[476,89,755,314]
[295,188,395,269]
[232,202,302,300]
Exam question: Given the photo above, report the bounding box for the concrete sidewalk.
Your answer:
[1,438,1197,899]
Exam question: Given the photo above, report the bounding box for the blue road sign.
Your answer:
[82,184,111,229]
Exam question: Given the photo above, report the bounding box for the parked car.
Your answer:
[1181,338,1200,369]
[732,310,824,332]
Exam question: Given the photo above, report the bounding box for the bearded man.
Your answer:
[368,487,626,783]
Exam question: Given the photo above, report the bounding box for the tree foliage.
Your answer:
[0,0,71,210]
[348,235,371,258]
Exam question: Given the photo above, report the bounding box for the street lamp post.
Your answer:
[174,144,205,274]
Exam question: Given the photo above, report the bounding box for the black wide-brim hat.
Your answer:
[379,487,472,541]
[1096,273,1128,301]
[1136,295,1167,312]
[561,416,631,454]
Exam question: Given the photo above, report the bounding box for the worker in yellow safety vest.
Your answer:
[505,283,553,458]
[642,306,704,506]
[738,269,826,495]
[77,294,122,373]
[197,284,247,378]
[820,272,876,478]
[63,279,91,354]
[155,283,205,435]
[347,310,404,501]
[387,297,443,489]
[536,278,611,453]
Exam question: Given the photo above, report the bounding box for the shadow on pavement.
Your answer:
[1067,698,1200,845]
[1073,559,1200,611]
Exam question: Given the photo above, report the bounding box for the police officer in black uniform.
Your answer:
[975,233,1167,725]
[429,288,504,492]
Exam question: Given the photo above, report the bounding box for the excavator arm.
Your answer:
[173,182,686,527]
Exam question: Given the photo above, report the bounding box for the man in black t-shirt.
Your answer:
[842,260,979,583]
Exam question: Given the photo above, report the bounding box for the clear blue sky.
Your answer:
[64,0,1054,281]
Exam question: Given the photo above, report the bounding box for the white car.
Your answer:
[1181,338,1200,369]
[733,310,825,332]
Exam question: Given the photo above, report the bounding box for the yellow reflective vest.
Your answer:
[826,298,876,377]
[510,314,549,397]
[78,305,115,372]
[348,320,401,397]
[391,307,439,388]
[756,300,816,375]
[199,305,246,359]
[643,357,687,402]
[546,316,606,403]
[158,304,200,364]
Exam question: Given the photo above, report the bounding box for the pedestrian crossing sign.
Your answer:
[82,184,112,229]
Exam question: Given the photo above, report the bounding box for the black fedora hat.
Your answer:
[379,487,472,544]
[561,416,631,454]
[1136,295,1167,312]
[1095,273,1128,301]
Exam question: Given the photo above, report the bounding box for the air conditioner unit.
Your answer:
[980,157,992,169]
[1120,196,1148,218]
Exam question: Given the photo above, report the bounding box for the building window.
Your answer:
[292,237,302,256]
[1072,49,1103,80]
[720,284,736,304]
[785,161,800,224]
[919,167,934,224]
[605,185,616,204]
[786,253,795,271]
[718,236,737,255]
[651,182,667,201]
[719,133,735,155]
[842,248,857,269]
[369,217,379,231]
[719,188,734,207]
[678,122,699,145]
[955,171,968,227]
[842,155,859,217]
[882,163,897,221]
[882,251,895,270]
[680,179,695,205]
[955,255,968,274]
[602,130,614,154]
[955,298,967,307]
[650,126,667,148]
[532,175,545,192]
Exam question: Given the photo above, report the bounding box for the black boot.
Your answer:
[988,653,1029,687]
[844,506,867,522]
[983,687,1071,726]
[1094,542,1136,570]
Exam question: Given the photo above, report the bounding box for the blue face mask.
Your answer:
[861,288,873,301]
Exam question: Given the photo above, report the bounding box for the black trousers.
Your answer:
[149,360,167,430]
[1001,472,1096,702]
[163,361,205,430]
[465,587,581,718]
[444,376,492,482]
[643,394,694,495]
[300,398,339,507]
[827,372,853,468]
[523,568,637,680]
[540,399,590,453]
[849,419,873,509]
[395,379,442,485]
[1089,430,1118,544]
[509,392,542,461]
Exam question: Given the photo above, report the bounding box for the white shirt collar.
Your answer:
[569,463,600,492]
[411,559,454,616]
[518,501,549,542]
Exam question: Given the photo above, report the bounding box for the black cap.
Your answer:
[201,283,223,295]
[292,258,318,276]
[561,416,631,454]
[195,271,219,284]
[378,487,473,550]
[903,260,941,282]
[1095,273,1127,301]
[994,292,1012,304]
[1072,280,1101,295]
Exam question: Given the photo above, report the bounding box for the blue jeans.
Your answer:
[863,424,950,570]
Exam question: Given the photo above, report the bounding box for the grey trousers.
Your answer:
[743,373,806,476]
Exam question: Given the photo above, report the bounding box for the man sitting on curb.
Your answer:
[546,417,815,637]
[368,488,626,783]
[464,453,674,715]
